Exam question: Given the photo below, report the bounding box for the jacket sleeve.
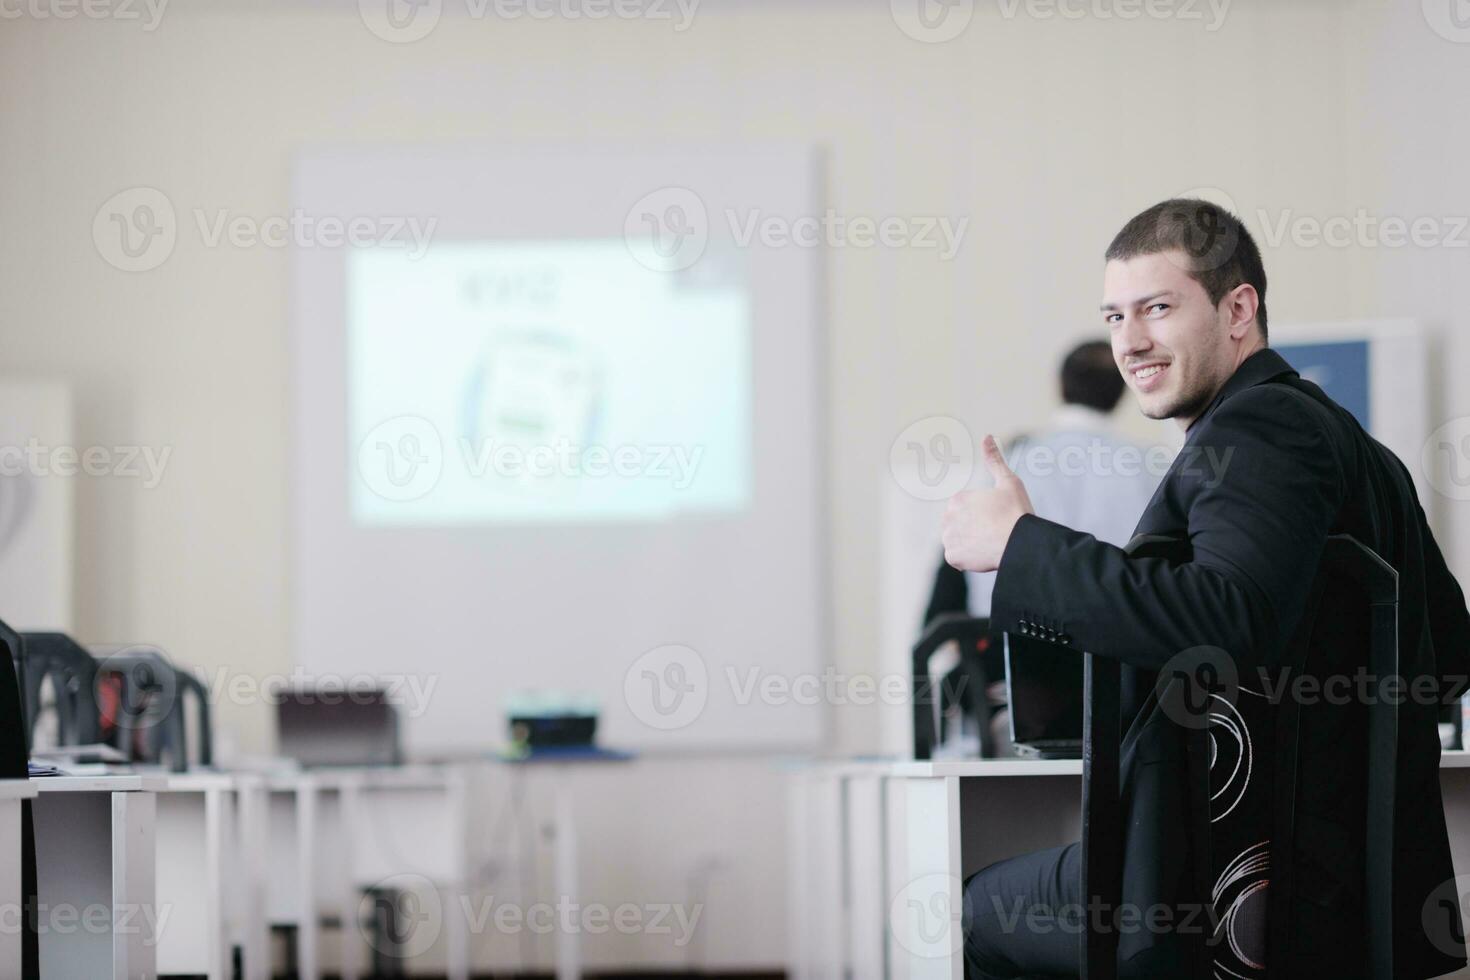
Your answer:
[990,385,1347,672]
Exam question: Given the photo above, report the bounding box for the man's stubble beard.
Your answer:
[1137,371,1216,424]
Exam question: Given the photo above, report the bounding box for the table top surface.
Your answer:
[0,780,39,800]
[29,773,170,793]
[801,751,1470,779]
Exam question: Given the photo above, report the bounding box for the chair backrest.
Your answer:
[91,644,213,771]
[19,632,102,747]
[911,613,993,759]
[1262,536,1398,978]
[1079,534,1397,980]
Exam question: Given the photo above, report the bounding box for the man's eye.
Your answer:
[1146,303,1169,315]
[1105,313,1122,325]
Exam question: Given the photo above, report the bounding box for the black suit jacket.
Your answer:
[990,348,1470,978]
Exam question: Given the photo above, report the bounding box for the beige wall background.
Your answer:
[0,0,1461,758]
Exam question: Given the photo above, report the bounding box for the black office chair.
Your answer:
[912,613,996,759]
[0,620,39,977]
[1080,534,1397,979]
[91,644,213,771]
[19,631,103,748]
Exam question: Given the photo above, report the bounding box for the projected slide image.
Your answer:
[349,240,751,526]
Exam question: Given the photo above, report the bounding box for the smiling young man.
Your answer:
[941,199,1470,978]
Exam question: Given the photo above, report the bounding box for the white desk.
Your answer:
[338,765,472,980]
[257,771,346,980]
[229,773,272,980]
[252,765,473,980]
[155,772,236,979]
[0,780,39,977]
[30,774,164,980]
[794,753,1470,980]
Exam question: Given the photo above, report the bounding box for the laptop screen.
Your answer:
[1005,635,1085,746]
[276,688,401,767]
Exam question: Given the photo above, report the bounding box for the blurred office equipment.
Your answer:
[20,631,102,749]
[1004,636,1084,759]
[17,633,215,773]
[910,614,995,759]
[505,690,599,752]
[275,686,402,768]
[90,644,214,772]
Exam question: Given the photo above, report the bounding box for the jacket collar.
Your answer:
[1185,347,1298,435]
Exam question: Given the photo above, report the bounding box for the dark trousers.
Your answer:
[963,841,1082,980]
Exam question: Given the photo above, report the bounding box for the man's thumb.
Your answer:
[981,435,1015,482]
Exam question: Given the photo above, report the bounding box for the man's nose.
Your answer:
[1116,315,1151,356]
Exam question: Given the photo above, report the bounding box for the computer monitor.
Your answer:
[1005,633,1085,759]
[276,686,402,768]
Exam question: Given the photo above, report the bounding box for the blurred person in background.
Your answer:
[919,340,1163,756]
[923,339,1163,629]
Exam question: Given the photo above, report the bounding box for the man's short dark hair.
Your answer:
[1060,340,1125,413]
[1104,198,1269,342]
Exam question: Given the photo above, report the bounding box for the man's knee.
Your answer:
[961,848,1084,980]
[963,866,1020,978]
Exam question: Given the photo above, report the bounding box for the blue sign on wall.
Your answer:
[1274,340,1372,431]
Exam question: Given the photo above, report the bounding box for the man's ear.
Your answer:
[1223,283,1260,341]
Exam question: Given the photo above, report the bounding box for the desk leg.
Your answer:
[205,789,228,980]
[846,774,888,980]
[112,791,158,980]
[156,792,222,978]
[236,783,271,980]
[884,776,963,980]
[806,773,847,978]
[298,786,320,980]
[447,775,471,980]
[339,784,363,980]
[0,799,23,975]
[785,772,813,980]
[552,783,580,980]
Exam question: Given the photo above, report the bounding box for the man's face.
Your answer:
[1102,250,1236,426]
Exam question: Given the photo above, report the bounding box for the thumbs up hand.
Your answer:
[941,435,1035,573]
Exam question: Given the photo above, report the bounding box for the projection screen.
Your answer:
[291,147,824,753]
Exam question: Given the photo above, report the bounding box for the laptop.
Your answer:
[276,687,402,768]
[1004,633,1085,759]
